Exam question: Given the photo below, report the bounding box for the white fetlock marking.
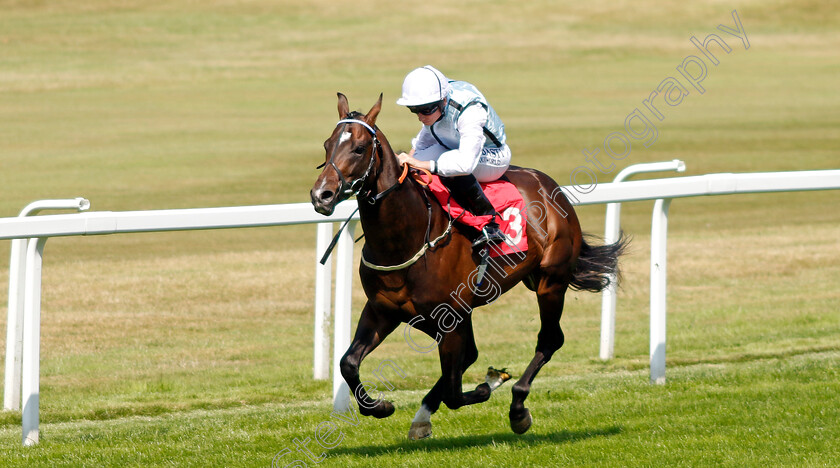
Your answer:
[412,404,432,424]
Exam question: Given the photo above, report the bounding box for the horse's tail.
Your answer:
[570,233,630,293]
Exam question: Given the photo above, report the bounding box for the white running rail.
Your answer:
[2,169,839,445]
[1,201,361,445]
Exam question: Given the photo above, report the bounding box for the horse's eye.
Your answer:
[353,145,366,155]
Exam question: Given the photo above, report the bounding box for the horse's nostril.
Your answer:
[320,190,334,201]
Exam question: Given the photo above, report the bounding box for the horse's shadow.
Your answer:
[331,425,623,458]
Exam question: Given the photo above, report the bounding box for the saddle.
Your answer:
[421,174,528,257]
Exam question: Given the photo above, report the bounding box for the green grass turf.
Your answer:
[2,352,838,467]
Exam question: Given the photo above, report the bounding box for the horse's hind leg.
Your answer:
[409,324,508,439]
[509,278,568,434]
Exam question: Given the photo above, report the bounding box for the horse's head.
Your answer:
[311,93,383,216]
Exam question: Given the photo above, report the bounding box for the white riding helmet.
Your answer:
[396,65,450,107]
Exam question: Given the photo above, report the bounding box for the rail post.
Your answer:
[313,223,333,380]
[332,221,356,412]
[649,198,672,384]
[21,237,47,445]
[600,161,684,360]
[5,198,89,412]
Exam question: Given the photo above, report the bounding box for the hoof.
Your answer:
[373,400,395,419]
[361,400,395,419]
[510,408,532,434]
[408,421,432,440]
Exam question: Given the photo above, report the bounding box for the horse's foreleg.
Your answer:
[339,302,399,419]
[509,282,567,434]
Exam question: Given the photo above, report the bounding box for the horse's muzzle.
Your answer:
[310,186,337,216]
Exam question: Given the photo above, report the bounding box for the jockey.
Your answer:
[396,65,510,248]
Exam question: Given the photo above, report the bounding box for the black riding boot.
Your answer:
[440,175,508,248]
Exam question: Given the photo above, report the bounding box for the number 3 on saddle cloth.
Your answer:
[422,174,528,258]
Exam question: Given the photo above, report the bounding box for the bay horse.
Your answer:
[310,93,626,440]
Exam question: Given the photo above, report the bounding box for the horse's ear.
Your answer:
[337,92,349,119]
[364,93,383,127]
